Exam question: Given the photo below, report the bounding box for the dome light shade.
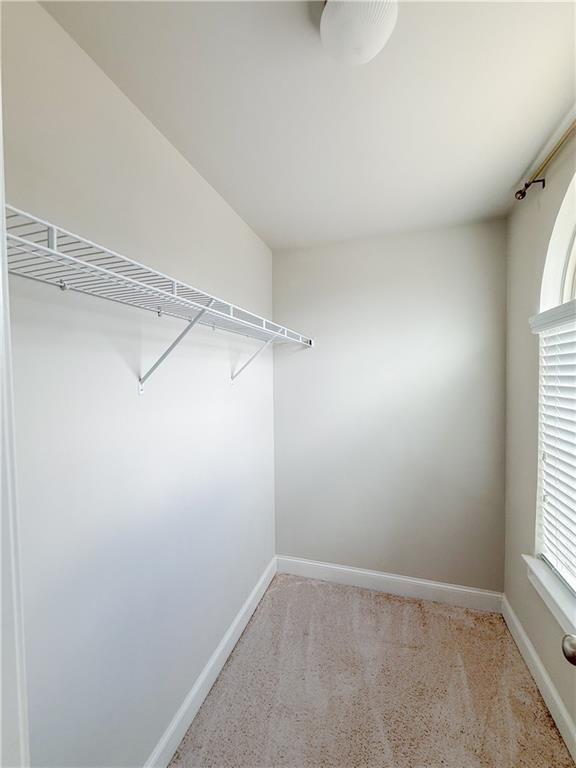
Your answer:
[320,0,399,66]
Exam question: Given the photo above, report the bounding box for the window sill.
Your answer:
[523,555,576,635]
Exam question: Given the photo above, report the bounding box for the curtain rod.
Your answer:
[515,119,576,200]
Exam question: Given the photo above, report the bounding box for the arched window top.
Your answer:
[540,172,576,311]
[531,172,576,601]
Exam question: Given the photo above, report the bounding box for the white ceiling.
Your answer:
[46,1,575,250]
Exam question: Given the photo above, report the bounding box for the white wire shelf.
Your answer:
[5,205,313,388]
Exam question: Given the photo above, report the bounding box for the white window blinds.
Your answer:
[531,300,576,594]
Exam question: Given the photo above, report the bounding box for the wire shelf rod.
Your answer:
[5,204,313,389]
[7,230,311,344]
[6,205,312,345]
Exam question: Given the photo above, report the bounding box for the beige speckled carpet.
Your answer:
[170,574,574,768]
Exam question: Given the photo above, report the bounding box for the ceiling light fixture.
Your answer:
[320,0,399,66]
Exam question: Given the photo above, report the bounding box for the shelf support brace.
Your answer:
[139,304,211,393]
[231,337,274,382]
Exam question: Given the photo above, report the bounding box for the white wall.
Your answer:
[506,146,576,719]
[274,221,506,591]
[3,4,275,766]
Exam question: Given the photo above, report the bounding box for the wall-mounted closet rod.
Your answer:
[6,205,313,393]
[515,119,576,200]
[5,205,314,348]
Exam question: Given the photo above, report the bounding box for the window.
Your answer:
[533,307,576,594]
[530,173,576,601]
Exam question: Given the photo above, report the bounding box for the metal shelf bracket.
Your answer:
[231,337,274,382]
[138,302,212,393]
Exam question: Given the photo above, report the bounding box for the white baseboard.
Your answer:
[144,557,277,768]
[502,596,576,762]
[276,555,503,613]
